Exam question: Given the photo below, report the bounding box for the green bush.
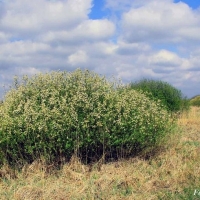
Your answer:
[190,95,200,107]
[130,79,189,112]
[0,70,173,166]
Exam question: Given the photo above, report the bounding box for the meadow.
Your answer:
[0,107,199,199]
[0,70,199,199]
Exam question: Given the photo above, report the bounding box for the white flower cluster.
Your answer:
[0,70,173,163]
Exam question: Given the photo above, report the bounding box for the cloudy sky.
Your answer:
[0,0,200,99]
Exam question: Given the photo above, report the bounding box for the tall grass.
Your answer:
[0,107,199,200]
[190,95,200,107]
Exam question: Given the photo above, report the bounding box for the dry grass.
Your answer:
[0,107,200,200]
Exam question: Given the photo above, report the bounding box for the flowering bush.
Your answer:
[0,70,172,166]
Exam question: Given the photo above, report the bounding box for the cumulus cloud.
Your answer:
[0,32,8,44]
[1,0,92,36]
[121,1,200,43]
[68,50,88,66]
[40,19,115,45]
[0,0,200,99]
[116,41,150,55]
[150,50,181,65]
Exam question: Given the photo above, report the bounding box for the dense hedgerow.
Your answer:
[190,95,200,107]
[0,70,173,166]
[130,79,189,112]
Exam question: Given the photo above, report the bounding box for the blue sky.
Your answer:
[90,0,200,19]
[89,0,108,19]
[174,0,200,9]
[0,0,200,99]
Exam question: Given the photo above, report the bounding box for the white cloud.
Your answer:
[40,19,115,45]
[18,66,41,75]
[0,32,8,44]
[0,0,200,99]
[0,41,50,56]
[1,0,92,36]
[116,41,151,55]
[121,1,200,43]
[68,50,88,66]
[149,50,182,67]
[83,42,117,57]
[189,55,200,71]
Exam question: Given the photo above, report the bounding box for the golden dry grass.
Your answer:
[0,107,200,200]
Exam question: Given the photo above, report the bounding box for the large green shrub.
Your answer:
[130,79,189,112]
[190,95,200,107]
[0,70,172,166]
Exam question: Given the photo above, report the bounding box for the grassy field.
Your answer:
[0,107,200,200]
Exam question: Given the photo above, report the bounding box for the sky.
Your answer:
[0,0,200,99]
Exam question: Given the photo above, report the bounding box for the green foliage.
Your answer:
[190,95,200,107]
[130,79,190,112]
[0,70,173,166]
